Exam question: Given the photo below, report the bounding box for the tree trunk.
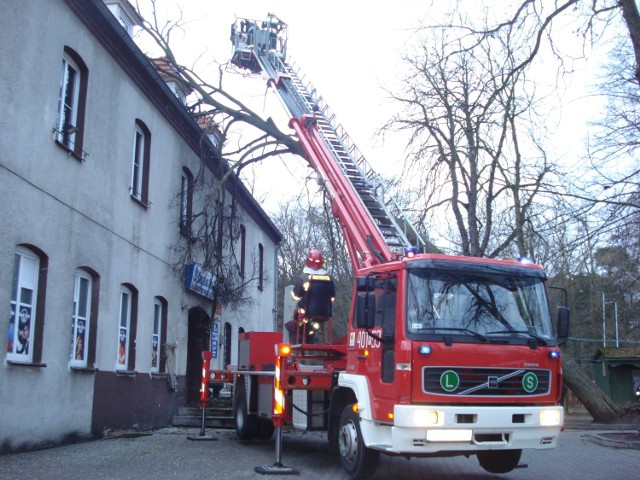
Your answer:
[562,357,623,423]
[619,0,640,84]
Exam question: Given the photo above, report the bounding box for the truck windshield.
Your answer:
[406,269,554,342]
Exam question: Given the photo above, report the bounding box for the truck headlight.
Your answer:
[413,410,444,427]
[540,409,561,426]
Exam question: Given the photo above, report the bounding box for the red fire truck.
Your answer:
[209,14,570,479]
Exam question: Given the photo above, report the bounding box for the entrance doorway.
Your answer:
[186,307,210,404]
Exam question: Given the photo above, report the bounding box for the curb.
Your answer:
[564,422,640,431]
[587,431,640,450]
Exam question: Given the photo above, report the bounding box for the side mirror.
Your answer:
[556,306,570,343]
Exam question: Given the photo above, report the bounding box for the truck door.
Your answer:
[374,276,397,385]
[352,275,399,418]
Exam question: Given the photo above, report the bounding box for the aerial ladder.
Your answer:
[231,14,427,270]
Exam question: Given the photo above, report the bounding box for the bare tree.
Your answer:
[131,2,310,313]
[386,14,555,259]
[434,1,640,422]
[136,1,305,174]
[385,1,640,422]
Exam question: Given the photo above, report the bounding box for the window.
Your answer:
[405,268,553,342]
[70,270,92,367]
[7,246,47,364]
[239,224,246,277]
[130,120,151,205]
[180,167,193,235]
[7,249,39,362]
[117,287,131,370]
[223,322,232,368]
[117,284,138,371]
[258,243,264,290]
[55,48,88,157]
[216,201,224,260]
[151,297,167,373]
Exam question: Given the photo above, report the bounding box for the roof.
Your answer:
[150,57,194,96]
[594,347,640,363]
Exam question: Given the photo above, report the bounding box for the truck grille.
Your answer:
[423,367,551,396]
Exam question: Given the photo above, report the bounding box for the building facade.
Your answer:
[0,0,281,451]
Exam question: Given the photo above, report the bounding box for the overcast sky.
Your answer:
[136,1,610,210]
[135,1,444,207]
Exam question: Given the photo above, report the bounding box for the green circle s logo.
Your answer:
[440,370,460,392]
[522,372,538,393]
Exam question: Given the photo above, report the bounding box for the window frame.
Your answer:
[239,224,246,278]
[116,287,132,371]
[130,120,151,206]
[55,47,88,159]
[216,201,224,260]
[223,322,232,368]
[151,297,167,373]
[179,167,193,236]
[258,243,264,291]
[70,270,92,368]
[7,248,40,363]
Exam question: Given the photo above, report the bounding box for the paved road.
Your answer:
[0,426,638,480]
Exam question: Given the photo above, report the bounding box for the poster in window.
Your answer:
[151,334,159,368]
[75,320,86,360]
[118,328,127,365]
[16,306,31,355]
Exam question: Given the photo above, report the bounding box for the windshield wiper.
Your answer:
[414,327,488,342]
[485,329,548,345]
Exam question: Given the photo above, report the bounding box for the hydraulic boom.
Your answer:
[231,14,427,270]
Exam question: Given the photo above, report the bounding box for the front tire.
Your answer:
[338,405,380,479]
[477,449,522,474]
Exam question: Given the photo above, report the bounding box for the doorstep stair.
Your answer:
[172,404,234,428]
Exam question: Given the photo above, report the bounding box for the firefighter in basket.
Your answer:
[286,250,335,344]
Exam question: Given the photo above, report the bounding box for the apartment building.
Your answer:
[0,0,281,451]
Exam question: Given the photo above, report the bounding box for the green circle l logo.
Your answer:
[522,372,538,393]
[440,370,460,392]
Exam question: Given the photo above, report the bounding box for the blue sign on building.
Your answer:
[210,322,219,359]
[184,263,216,300]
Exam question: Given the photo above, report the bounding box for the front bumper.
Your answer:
[360,405,563,454]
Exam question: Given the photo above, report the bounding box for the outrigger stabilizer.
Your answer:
[187,351,217,441]
[254,344,299,475]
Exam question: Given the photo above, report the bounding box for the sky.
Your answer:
[135,1,611,212]
[135,0,441,209]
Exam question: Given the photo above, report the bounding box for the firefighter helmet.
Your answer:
[306,249,324,269]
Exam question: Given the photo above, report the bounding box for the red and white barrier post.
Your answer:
[187,351,216,441]
[255,344,298,475]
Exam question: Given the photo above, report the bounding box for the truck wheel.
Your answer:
[256,419,275,440]
[338,405,380,479]
[477,449,522,474]
[234,394,258,441]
